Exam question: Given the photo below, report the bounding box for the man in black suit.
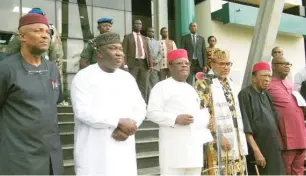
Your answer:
[181,22,207,85]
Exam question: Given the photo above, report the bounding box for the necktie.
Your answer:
[137,34,143,58]
[193,35,197,59]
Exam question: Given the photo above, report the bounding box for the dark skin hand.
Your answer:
[79,58,89,69]
[112,128,129,141]
[175,114,194,125]
[208,118,231,151]
[118,118,137,135]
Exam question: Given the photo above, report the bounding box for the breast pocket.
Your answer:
[271,90,291,103]
[48,78,60,103]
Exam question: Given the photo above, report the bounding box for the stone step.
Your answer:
[57,116,158,131]
[57,106,73,114]
[63,151,159,175]
[61,137,159,161]
[138,167,160,175]
[60,127,159,146]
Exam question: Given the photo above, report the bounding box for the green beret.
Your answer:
[95,32,121,48]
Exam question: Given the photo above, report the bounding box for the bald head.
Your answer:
[189,22,197,34]
[271,56,291,79]
[271,46,283,58]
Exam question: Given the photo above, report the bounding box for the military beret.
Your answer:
[97,18,113,24]
[95,32,121,47]
[28,8,45,16]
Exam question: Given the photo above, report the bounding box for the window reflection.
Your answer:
[22,0,56,25]
[66,39,84,73]
[0,0,21,32]
[93,0,124,10]
[56,1,93,39]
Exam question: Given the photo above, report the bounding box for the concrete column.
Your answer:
[195,0,213,40]
[152,0,168,40]
[242,0,285,88]
[174,0,195,47]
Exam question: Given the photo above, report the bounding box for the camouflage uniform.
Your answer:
[80,37,97,65]
[4,31,63,77]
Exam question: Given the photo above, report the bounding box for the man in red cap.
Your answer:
[0,13,63,174]
[267,56,306,175]
[238,61,285,175]
[147,49,212,175]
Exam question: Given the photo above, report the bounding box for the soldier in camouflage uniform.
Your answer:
[4,8,63,76]
[79,18,113,69]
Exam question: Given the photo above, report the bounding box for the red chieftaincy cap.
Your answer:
[18,13,49,29]
[252,61,271,73]
[168,49,188,63]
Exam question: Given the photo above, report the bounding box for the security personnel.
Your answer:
[79,18,113,69]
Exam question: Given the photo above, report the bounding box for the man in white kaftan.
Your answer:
[70,32,146,175]
[147,49,213,176]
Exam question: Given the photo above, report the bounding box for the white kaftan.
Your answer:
[147,77,212,176]
[70,64,146,175]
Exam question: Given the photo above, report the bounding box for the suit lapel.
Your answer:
[187,34,193,47]
[130,33,136,47]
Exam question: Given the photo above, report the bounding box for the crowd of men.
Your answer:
[0,8,305,176]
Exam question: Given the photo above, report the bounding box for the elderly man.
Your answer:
[79,17,113,69]
[238,62,285,175]
[0,13,63,174]
[194,49,248,175]
[71,32,146,175]
[267,56,306,175]
[147,49,212,176]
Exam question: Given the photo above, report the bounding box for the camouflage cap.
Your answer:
[212,49,230,61]
[95,32,121,48]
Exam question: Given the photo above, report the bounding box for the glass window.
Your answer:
[93,7,125,39]
[93,0,125,10]
[65,0,92,5]
[66,39,84,73]
[22,0,56,25]
[56,1,93,39]
[0,0,21,33]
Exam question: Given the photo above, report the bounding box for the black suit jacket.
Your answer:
[181,34,207,68]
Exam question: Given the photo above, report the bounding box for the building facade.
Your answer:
[1,0,305,91]
[194,0,306,86]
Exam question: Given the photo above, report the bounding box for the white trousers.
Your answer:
[160,167,202,176]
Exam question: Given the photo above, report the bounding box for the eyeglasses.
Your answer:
[214,61,233,68]
[272,62,292,67]
[21,58,48,75]
[170,61,191,66]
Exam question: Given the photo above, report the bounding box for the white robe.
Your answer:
[70,64,146,175]
[147,77,212,171]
